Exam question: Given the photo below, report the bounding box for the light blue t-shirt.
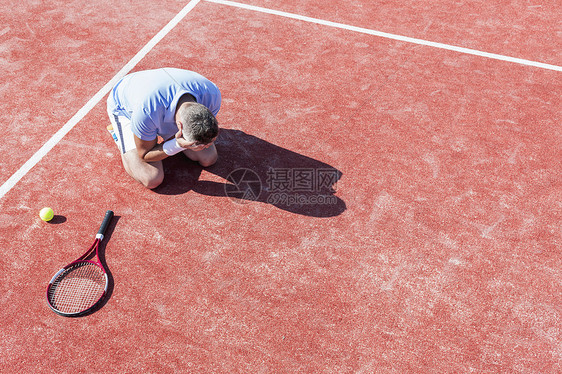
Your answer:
[107,68,221,140]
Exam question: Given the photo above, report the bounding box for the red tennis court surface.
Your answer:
[0,0,560,372]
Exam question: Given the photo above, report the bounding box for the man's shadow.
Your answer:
[155,129,346,217]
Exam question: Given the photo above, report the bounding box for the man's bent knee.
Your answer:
[121,151,164,189]
[140,172,164,189]
[199,153,218,168]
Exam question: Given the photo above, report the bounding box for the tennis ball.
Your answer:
[39,207,54,222]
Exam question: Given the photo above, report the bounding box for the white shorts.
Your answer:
[107,110,136,154]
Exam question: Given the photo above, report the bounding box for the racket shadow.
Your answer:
[68,215,121,318]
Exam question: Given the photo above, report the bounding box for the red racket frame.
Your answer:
[46,210,114,317]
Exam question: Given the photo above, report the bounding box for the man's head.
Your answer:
[176,102,219,145]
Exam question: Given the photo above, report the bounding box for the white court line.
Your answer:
[205,0,562,72]
[0,0,201,200]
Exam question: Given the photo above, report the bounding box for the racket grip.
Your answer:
[96,210,114,240]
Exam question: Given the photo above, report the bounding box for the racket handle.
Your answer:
[96,210,114,240]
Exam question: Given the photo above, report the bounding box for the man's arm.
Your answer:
[134,135,169,162]
[134,130,202,162]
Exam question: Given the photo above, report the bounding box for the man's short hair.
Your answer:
[178,102,219,144]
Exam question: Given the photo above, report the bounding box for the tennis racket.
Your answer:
[46,210,114,317]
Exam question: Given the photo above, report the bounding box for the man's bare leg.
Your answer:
[182,143,218,167]
[121,149,164,189]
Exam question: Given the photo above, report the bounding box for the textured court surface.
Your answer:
[0,0,560,373]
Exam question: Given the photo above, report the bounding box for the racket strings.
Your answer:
[48,262,106,314]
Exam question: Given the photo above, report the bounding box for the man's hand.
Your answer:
[175,129,213,152]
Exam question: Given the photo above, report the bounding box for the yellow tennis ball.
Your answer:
[40,207,54,222]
